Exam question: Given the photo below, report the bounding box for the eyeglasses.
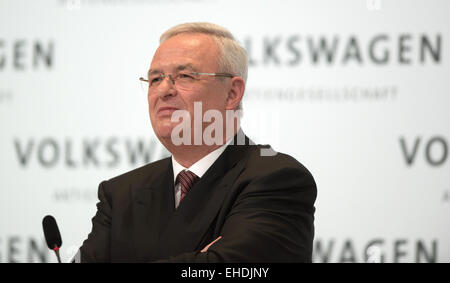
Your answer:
[139,72,236,91]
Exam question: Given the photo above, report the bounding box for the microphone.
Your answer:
[42,215,63,263]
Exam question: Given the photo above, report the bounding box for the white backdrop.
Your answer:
[1,0,449,262]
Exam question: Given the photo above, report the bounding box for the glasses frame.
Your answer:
[139,72,236,89]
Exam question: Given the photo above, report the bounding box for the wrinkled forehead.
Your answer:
[150,33,221,72]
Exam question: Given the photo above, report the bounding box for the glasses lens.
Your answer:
[175,73,197,90]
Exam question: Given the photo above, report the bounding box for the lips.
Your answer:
[157,106,179,116]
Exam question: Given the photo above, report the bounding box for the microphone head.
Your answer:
[42,215,62,250]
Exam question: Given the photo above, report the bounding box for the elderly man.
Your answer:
[79,22,317,263]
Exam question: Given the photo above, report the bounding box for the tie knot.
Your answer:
[176,170,199,203]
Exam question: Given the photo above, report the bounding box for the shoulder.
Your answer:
[231,144,317,216]
[110,157,170,183]
[244,144,315,184]
[99,157,171,196]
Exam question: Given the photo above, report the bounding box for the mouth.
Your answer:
[157,106,179,116]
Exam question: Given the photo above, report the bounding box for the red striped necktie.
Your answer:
[176,170,200,203]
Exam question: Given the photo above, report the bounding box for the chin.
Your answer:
[152,121,176,140]
[151,115,188,143]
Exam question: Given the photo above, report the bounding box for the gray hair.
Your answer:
[159,22,247,111]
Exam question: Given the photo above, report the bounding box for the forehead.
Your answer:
[150,33,220,72]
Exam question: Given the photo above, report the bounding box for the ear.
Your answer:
[225,77,245,110]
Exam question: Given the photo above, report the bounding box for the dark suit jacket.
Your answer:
[79,134,317,262]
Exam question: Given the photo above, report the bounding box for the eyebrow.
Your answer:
[147,64,197,77]
[176,63,196,72]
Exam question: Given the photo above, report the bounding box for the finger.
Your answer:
[201,236,222,253]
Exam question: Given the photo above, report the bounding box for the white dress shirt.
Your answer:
[172,138,233,209]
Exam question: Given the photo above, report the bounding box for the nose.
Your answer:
[165,74,176,85]
[156,75,177,99]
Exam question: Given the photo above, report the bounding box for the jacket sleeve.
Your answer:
[79,181,112,262]
[154,166,317,263]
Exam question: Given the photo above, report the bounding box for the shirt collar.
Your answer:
[171,137,234,183]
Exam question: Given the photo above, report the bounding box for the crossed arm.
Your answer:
[80,167,316,263]
[154,167,317,263]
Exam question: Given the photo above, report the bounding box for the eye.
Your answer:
[178,73,195,80]
[149,76,162,85]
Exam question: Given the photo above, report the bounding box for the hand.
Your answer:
[201,236,222,253]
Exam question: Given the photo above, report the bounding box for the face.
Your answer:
[147,33,230,144]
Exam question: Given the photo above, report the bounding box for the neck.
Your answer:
[169,143,224,168]
[162,126,239,168]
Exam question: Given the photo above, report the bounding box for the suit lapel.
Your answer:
[131,158,174,261]
[158,134,255,258]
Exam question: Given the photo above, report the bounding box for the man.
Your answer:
[79,22,317,262]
